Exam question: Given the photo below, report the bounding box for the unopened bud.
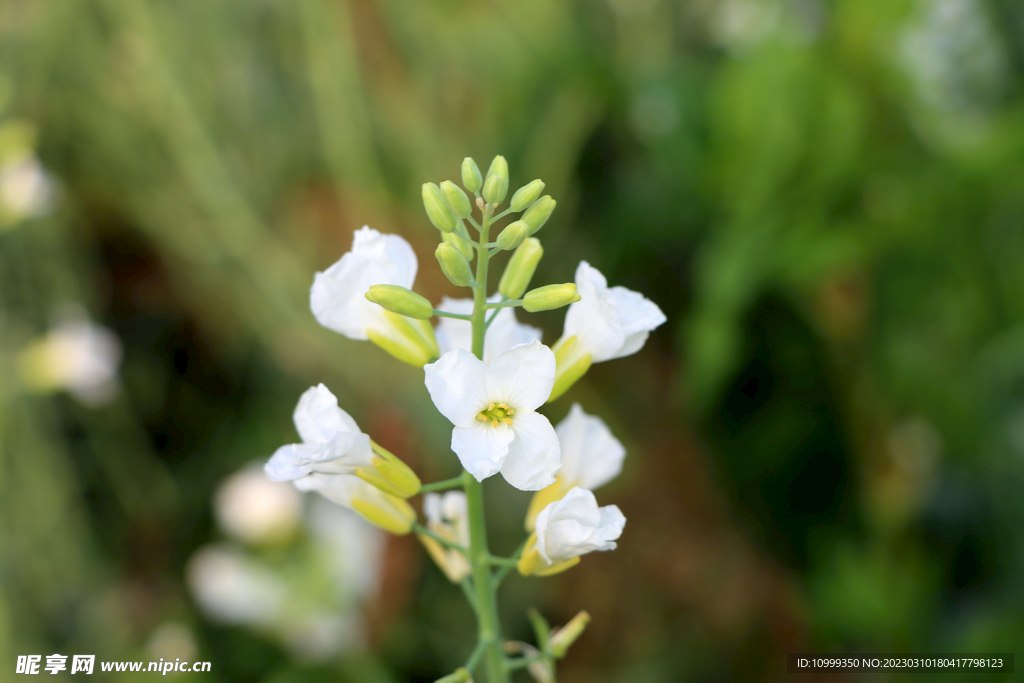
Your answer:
[440,180,472,218]
[510,179,545,212]
[522,195,556,234]
[462,157,482,193]
[443,229,474,259]
[499,238,543,300]
[496,220,528,251]
[548,335,591,401]
[368,311,439,366]
[435,243,473,287]
[423,183,457,232]
[482,155,509,204]
[523,283,580,312]
[549,611,591,657]
[366,284,434,320]
[434,668,472,683]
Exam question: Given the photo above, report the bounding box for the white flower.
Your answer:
[525,403,626,529]
[294,473,415,535]
[186,545,286,627]
[561,261,666,364]
[214,463,303,546]
[424,340,561,491]
[306,495,386,600]
[264,385,373,482]
[532,487,625,568]
[435,295,542,364]
[419,491,471,582]
[310,226,438,366]
[19,310,122,406]
[0,154,55,223]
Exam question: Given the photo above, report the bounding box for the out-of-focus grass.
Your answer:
[2,0,1024,681]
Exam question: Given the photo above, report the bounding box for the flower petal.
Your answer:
[534,487,625,564]
[264,431,372,481]
[351,226,418,289]
[451,421,515,481]
[605,286,666,360]
[486,340,556,412]
[293,384,361,444]
[424,348,490,426]
[555,403,625,490]
[435,295,542,364]
[500,411,561,491]
[293,473,378,509]
[562,262,626,363]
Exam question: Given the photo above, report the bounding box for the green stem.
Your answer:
[434,310,474,320]
[484,299,523,310]
[412,522,468,553]
[463,205,509,683]
[420,476,466,492]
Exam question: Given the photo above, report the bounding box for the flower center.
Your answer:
[476,402,515,428]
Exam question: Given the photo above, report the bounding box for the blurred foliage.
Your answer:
[2,0,1024,681]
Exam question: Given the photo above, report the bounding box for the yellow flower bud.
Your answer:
[367,311,439,366]
[495,220,528,251]
[440,180,472,218]
[547,335,592,401]
[461,157,482,194]
[423,182,457,232]
[355,441,421,498]
[509,179,545,212]
[498,237,543,300]
[549,611,591,657]
[365,284,434,320]
[522,283,580,312]
[482,155,509,204]
[435,242,473,287]
[351,492,416,535]
[522,195,556,234]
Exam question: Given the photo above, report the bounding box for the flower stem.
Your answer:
[412,522,468,552]
[463,205,510,683]
[420,476,466,492]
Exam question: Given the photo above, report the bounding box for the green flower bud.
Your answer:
[522,195,556,235]
[510,179,545,212]
[549,611,591,657]
[435,242,473,287]
[368,312,439,366]
[482,155,509,204]
[440,180,472,218]
[365,284,434,320]
[462,157,482,193]
[422,183,457,232]
[351,493,416,535]
[498,237,543,300]
[522,283,580,312]
[548,335,591,401]
[443,229,474,260]
[495,220,528,251]
[433,669,471,683]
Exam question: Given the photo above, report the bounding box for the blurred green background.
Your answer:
[3,0,1024,680]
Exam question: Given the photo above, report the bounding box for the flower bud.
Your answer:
[495,220,528,251]
[549,611,591,657]
[351,491,416,535]
[462,157,482,194]
[434,669,472,683]
[440,180,472,218]
[368,312,439,366]
[423,183,457,232]
[548,336,592,401]
[356,442,422,498]
[443,229,474,259]
[510,179,545,212]
[522,195,556,234]
[365,284,434,320]
[435,242,473,287]
[482,155,509,204]
[498,237,543,300]
[522,283,580,312]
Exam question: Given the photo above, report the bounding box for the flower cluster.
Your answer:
[259,156,664,682]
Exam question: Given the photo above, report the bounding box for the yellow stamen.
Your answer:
[487,403,495,411]
[502,418,514,426]
[476,414,488,422]
[491,419,499,427]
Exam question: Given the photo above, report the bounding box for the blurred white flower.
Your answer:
[145,622,197,664]
[310,226,438,366]
[19,310,122,406]
[519,487,625,576]
[424,340,561,491]
[186,545,286,627]
[0,154,55,223]
[305,495,385,601]
[526,403,626,529]
[419,491,471,582]
[215,463,302,546]
[435,295,542,364]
